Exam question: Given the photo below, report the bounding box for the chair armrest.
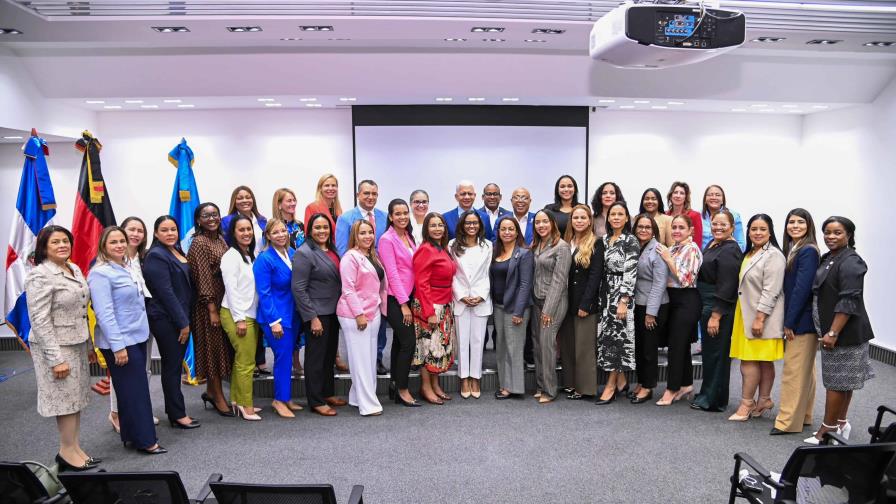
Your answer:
[347,484,365,504]
[821,431,848,445]
[193,473,223,503]
[869,405,896,441]
[41,490,68,504]
[733,452,784,490]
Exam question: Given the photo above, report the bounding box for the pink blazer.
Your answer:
[336,249,388,320]
[378,227,417,305]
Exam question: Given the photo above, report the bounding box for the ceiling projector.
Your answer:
[589,2,746,69]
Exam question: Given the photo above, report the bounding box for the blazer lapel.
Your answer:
[740,243,769,285]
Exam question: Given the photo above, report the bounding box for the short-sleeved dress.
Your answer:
[597,233,639,371]
[188,231,232,381]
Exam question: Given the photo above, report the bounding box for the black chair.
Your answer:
[209,481,364,504]
[0,462,68,504]
[869,405,896,444]
[728,432,896,504]
[58,470,220,504]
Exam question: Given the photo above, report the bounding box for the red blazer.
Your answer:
[667,208,702,249]
[304,201,339,234]
[412,242,456,320]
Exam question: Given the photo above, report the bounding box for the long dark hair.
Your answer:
[33,225,74,265]
[386,198,414,242]
[547,175,579,209]
[228,214,257,264]
[605,202,632,236]
[422,212,449,249]
[193,202,223,236]
[150,215,184,255]
[227,185,264,220]
[591,181,625,216]
[531,209,561,250]
[782,208,818,269]
[744,214,781,253]
[120,216,148,260]
[492,215,525,260]
[451,209,486,257]
[306,212,336,252]
[821,216,856,249]
[638,188,666,215]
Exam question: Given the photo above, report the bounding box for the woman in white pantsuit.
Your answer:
[450,210,493,399]
[336,220,389,416]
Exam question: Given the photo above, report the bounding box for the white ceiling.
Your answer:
[2,0,896,113]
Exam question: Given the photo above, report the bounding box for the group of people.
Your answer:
[24,173,875,471]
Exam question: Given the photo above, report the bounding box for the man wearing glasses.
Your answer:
[442,181,477,240]
[477,183,511,241]
[510,188,536,246]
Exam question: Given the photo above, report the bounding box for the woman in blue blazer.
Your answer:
[771,208,821,435]
[143,215,199,430]
[254,219,302,418]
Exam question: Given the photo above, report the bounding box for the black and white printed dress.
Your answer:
[597,233,639,372]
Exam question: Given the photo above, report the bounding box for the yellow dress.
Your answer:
[729,257,784,361]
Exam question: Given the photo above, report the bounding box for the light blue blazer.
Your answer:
[253,247,299,328]
[88,262,150,352]
[335,206,388,256]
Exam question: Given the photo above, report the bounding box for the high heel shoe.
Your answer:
[804,423,839,445]
[55,453,95,472]
[235,405,262,421]
[673,386,694,403]
[751,397,774,418]
[137,444,168,455]
[630,390,653,404]
[471,382,481,400]
[203,392,236,417]
[108,412,120,434]
[271,400,295,418]
[728,399,756,422]
[169,418,201,429]
[395,395,422,407]
[616,383,630,398]
[838,419,852,440]
[595,390,616,406]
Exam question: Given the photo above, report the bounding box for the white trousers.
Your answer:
[455,311,488,379]
[339,313,383,416]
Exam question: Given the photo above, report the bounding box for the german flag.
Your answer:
[71,131,115,274]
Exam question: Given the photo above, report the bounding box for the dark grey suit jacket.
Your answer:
[292,241,341,321]
[490,246,534,318]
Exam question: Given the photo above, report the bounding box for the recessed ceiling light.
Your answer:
[264,103,282,107]
[85,100,105,104]
[807,39,842,45]
[619,105,636,109]
[299,98,317,102]
[667,101,685,105]
[140,105,159,109]
[731,108,747,112]
[327,38,351,41]
[4,136,24,139]
[864,41,895,47]
[257,98,275,102]
[750,104,768,108]
[502,97,520,102]
[227,26,262,33]
[281,38,303,41]
[468,97,486,102]
[482,38,506,42]
[782,104,798,108]
[634,100,650,104]
[177,104,195,108]
[812,105,829,109]
[0,28,23,35]
[163,99,182,103]
[651,105,668,110]
[306,103,322,108]
[524,39,547,43]
[532,28,565,35]
[339,97,357,102]
[752,37,786,43]
[300,26,333,32]
[471,27,504,33]
[152,26,189,33]
[444,38,467,42]
[435,97,453,102]
[103,105,122,109]
[598,99,616,103]
[125,100,144,104]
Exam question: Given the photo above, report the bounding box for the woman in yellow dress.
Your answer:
[729,213,786,421]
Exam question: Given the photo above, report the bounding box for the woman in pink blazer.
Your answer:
[378,199,420,407]
[336,220,389,416]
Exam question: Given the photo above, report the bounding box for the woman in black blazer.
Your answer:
[490,216,534,399]
[142,215,199,429]
[559,204,603,399]
[291,213,346,417]
[691,210,743,413]
[805,216,875,444]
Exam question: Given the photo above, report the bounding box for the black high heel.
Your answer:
[202,392,235,417]
[630,390,654,404]
[55,453,96,472]
[616,383,630,397]
[138,445,168,455]
[169,418,201,429]
[395,395,422,408]
[595,391,616,406]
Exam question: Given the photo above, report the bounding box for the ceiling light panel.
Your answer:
[0,28,23,35]
[471,27,504,33]
[227,26,262,32]
[152,26,189,33]
[806,39,842,45]
[752,36,786,43]
[300,26,333,31]
[864,41,895,47]
[532,28,565,35]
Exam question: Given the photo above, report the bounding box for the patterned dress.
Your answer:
[597,233,639,371]
[188,231,232,380]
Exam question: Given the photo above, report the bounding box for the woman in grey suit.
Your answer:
[25,225,98,471]
[292,212,347,416]
[728,214,786,422]
[530,210,572,404]
[490,216,534,399]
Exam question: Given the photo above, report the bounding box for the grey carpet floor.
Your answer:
[1,349,893,504]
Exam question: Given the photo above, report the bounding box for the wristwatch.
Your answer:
[826,331,839,338]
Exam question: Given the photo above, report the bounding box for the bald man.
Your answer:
[443,180,477,240]
[510,187,536,246]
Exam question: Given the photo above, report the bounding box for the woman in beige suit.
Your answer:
[728,214,786,421]
[25,226,98,471]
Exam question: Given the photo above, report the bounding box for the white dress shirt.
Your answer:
[220,247,259,321]
[515,213,529,238]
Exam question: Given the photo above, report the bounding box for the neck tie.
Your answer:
[367,211,376,231]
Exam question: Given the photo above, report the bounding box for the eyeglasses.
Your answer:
[463,221,479,227]
[200,212,220,220]
[635,225,653,231]
[483,192,501,197]
[511,196,530,202]
[412,200,429,206]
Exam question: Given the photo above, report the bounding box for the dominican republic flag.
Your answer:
[168,138,200,384]
[4,132,57,348]
[71,131,115,275]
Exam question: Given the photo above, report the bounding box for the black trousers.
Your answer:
[101,343,157,449]
[634,303,668,389]
[148,316,187,422]
[303,314,339,408]
[665,288,701,391]
[693,282,734,411]
[523,316,535,364]
[254,331,266,366]
[386,295,416,389]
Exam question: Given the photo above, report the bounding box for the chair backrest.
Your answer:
[777,442,896,503]
[0,462,50,504]
[58,471,191,504]
[209,481,338,504]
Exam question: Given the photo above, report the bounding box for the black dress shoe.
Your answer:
[55,454,96,472]
[86,457,102,465]
[395,395,422,407]
[376,360,389,375]
[495,391,511,400]
[138,445,168,455]
[769,428,798,435]
[630,390,654,404]
[595,394,616,406]
[170,418,202,429]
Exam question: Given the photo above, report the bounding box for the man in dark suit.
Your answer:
[478,182,512,242]
[510,187,538,367]
[443,181,477,240]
